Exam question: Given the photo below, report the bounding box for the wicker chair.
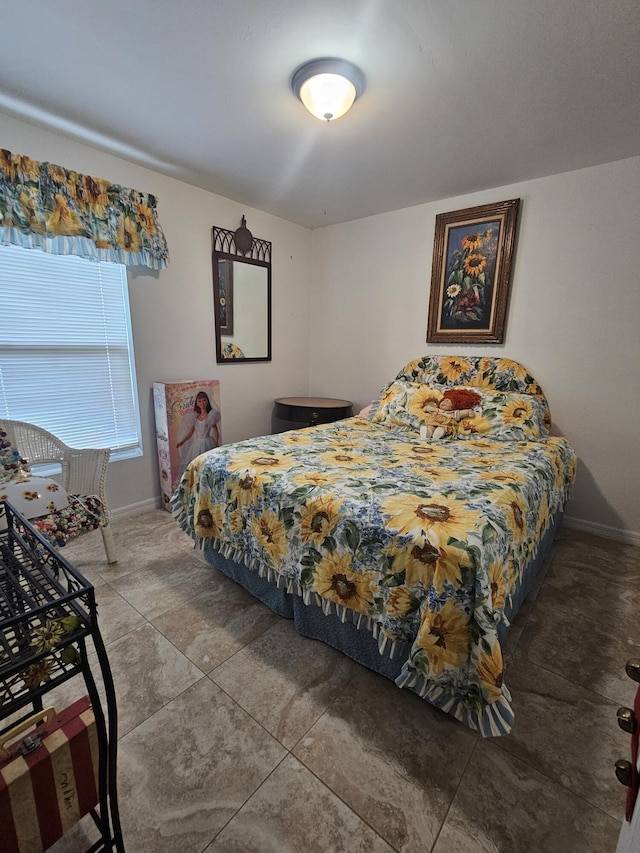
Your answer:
[0,419,117,563]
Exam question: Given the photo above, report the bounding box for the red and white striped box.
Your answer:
[0,696,99,853]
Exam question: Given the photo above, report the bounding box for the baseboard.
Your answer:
[110,496,162,519]
[563,515,640,547]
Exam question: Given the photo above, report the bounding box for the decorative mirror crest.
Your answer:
[212,219,272,363]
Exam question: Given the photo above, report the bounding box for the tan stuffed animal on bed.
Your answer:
[420,388,482,439]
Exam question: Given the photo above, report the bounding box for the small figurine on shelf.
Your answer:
[420,388,482,439]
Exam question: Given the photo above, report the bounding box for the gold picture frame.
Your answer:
[426,198,520,344]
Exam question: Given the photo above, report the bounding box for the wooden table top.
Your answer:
[274,396,352,408]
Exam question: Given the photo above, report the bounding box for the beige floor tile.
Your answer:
[116,677,286,853]
[495,652,629,820]
[293,666,477,852]
[206,754,394,853]
[152,574,279,673]
[552,527,640,580]
[102,621,203,736]
[108,551,215,620]
[93,582,147,646]
[432,741,621,853]
[210,618,361,748]
[517,587,640,706]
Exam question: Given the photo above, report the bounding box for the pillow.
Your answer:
[0,475,69,519]
[371,381,549,441]
[371,381,446,431]
[0,428,29,484]
[451,387,549,441]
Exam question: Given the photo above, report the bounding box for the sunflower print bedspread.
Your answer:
[172,417,576,735]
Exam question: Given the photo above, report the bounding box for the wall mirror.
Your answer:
[212,220,272,363]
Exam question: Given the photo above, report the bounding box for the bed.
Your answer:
[172,355,576,736]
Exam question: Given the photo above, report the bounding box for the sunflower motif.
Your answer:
[228,472,263,508]
[116,216,142,252]
[229,509,244,533]
[386,539,470,591]
[29,619,65,653]
[227,451,286,473]
[439,357,471,382]
[135,201,157,234]
[461,232,483,251]
[446,283,461,298]
[386,586,414,617]
[408,464,458,485]
[81,176,110,208]
[0,150,16,179]
[536,492,550,540]
[299,494,343,546]
[249,510,288,564]
[195,500,223,538]
[457,415,487,436]
[281,430,316,447]
[477,469,527,487]
[487,561,507,610]
[405,386,443,418]
[16,155,40,182]
[396,441,452,461]
[313,553,376,615]
[21,658,55,689]
[291,470,341,488]
[417,599,470,676]
[319,450,369,469]
[501,397,534,425]
[477,641,504,703]
[381,492,483,547]
[462,253,487,277]
[19,189,42,230]
[496,359,530,382]
[378,383,403,407]
[496,489,527,544]
[48,194,83,235]
[48,165,67,184]
[185,456,204,491]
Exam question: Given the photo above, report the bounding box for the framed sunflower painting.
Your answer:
[426,198,520,344]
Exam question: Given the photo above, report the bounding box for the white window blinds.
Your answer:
[0,244,141,456]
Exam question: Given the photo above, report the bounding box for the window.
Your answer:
[0,244,142,459]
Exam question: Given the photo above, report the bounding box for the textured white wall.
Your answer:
[309,158,640,541]
[0,112,312,514]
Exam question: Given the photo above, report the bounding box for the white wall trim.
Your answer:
[563,515,640,547]
[110,496,162,519]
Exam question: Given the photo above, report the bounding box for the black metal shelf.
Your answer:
[0,501,124,852]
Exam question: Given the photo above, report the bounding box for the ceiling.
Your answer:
[2,0,639,229]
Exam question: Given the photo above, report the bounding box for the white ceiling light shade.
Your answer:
[290,58,366,122]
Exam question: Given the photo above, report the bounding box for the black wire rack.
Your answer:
[0,501,124,852]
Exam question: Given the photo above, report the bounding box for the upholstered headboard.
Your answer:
[391,355,550,426]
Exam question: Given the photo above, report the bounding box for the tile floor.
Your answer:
[28,510,638,852]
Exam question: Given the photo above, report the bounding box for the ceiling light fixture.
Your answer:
[290,57,366,122]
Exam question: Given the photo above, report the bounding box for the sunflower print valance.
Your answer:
[0,148,169,270]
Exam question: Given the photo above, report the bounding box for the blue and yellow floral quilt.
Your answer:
[173,411,576,736]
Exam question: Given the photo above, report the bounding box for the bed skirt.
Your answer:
[202,512,562,734]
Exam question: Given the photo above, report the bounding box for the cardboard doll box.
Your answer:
[153,381,222,511]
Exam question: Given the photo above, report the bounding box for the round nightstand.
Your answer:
[272,396,353,433]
